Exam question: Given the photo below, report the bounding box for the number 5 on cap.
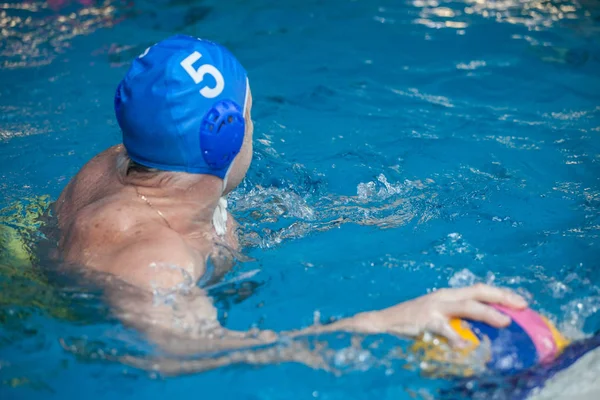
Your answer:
[180,51,225,99]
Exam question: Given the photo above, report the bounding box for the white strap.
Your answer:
[212,197,228,236]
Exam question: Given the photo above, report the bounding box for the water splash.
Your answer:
[231,172,431,249]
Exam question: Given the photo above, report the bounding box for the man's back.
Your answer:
[54,144,214,290]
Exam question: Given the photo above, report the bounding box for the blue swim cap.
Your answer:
[115,34,249,179]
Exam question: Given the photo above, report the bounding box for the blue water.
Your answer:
[1,0,600,399]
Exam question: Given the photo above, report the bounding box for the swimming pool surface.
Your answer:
[1,0,599,399]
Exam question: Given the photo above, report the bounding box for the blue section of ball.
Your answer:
[466,319,538,374]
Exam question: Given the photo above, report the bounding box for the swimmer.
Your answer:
[54,35,527,364]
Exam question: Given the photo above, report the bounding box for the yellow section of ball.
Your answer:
[449,318,480,346]
[408,318,485,377]
[540,315,570,354]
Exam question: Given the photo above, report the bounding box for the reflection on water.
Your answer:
[393,0,600,71]
[0,0,597,70]
[0,0,126,69]
[408,0,597,31]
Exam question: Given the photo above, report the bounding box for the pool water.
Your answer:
[1,0,600,399]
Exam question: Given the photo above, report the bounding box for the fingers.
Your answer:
[448,284,528,310]
[442,299,512,328]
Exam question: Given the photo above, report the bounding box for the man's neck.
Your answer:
[124,171,225,233]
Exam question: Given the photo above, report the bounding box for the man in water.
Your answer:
[55,35,527,363]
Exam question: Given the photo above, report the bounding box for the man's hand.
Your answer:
[348,284,528,345]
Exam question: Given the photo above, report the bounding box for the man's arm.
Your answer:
[98,236,528,373]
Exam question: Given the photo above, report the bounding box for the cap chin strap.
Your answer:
[212,78,249,238]
[212,197,228,236]
[212,167,231,237]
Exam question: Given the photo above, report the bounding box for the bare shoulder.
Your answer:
[56,144,124,219]
[61,198,207,291]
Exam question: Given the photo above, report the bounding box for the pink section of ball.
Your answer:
[492,304,557,363]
